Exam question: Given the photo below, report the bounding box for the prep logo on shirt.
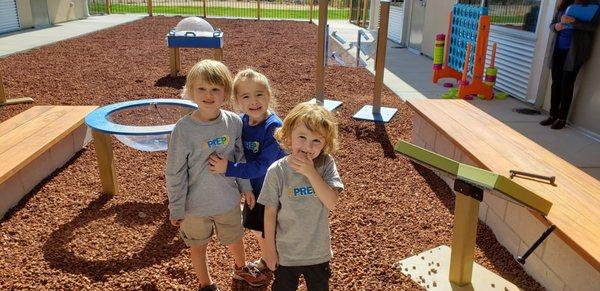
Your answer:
[244,141,260,153]
[204,135,229,149]
[288,185,316,197]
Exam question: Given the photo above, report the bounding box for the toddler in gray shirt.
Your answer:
[258,102,344,290]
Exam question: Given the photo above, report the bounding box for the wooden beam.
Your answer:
[257,0,261,20]
[92,130,119,195]
[315,0,328,102]
[309,0,314,23]
[0,70,6,104]
[373,0,390,112]
[449,192,480,286]
[0,70,34,106]
[169,48,180,77]
[213,48,223,61]
[361,0,368,27]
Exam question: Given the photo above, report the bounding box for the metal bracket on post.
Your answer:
[517,224,556,264]
[453,179,484,202]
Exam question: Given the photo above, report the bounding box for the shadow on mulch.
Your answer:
[42,195,184,282]
[353,122,397,159]
[154,74,186,90]
[412,162,455,212]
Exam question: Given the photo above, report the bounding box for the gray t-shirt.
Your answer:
[166,110,252,220]
[258,154,344,266]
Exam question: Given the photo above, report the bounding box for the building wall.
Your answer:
[47,0,86,24]
[420,0,453,57]
[15,0,86,29]
[16,0,34,28]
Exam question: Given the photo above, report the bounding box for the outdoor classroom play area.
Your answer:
[1,3,599,291]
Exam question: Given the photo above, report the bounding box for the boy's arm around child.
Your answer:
[232,116,255,207]
[225,124,285,180]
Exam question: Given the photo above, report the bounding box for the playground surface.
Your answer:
[0,17,543,289]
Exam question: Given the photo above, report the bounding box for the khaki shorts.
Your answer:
[179,205,244,246]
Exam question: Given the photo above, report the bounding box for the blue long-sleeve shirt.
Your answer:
[225,113,286,196]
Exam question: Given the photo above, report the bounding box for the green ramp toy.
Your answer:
[394,140,552,290]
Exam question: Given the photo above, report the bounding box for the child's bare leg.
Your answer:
[251,230,266,259]
[190,243,212,286]
[227,237,246,268]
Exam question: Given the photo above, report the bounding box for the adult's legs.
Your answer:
[557,67,581,120]
[549,49,568,119]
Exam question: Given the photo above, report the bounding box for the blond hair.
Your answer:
[181,59,233,101]
[275,102,339,156]
[232,68,277,112]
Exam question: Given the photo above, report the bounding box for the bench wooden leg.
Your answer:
[213,48,223,61]
[1,71,34,106]
[92,130,119,195]
[449,192,480,286]
[169,48,180,77]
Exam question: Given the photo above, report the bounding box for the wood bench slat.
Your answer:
[0,106,97,185]
[0,107,77,155]
[450,101,600,202]
[437,101,600,204]
[408,99,600,270]
[0,106,54,135]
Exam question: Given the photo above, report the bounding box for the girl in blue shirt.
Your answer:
[209,68,286,271]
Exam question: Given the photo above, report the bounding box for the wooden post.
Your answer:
[170,48,180,77]
[315,0,329,103]
[0,70,6,104]
[147,0,153,16]
[449,192,480,286]
[213,48,223,61]
[361,0,368,27]
[372,0,390,113]
[309,0,314,23]
[257,0,261,20]
[106,0,111,14]
[348,0,353,21]
[0,69,34,106]
[92,131,119,195]
[203,0,207,18]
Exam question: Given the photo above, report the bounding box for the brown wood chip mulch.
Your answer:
[0,17,542,290]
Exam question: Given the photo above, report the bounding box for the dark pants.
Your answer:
[272,262,331,291]
[550,49,581,120]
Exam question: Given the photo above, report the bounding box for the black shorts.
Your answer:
[242,192,264,232]
[272,261,331,291]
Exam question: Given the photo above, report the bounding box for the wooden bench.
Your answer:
[0,106,97,218]
[407,99,600,290]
